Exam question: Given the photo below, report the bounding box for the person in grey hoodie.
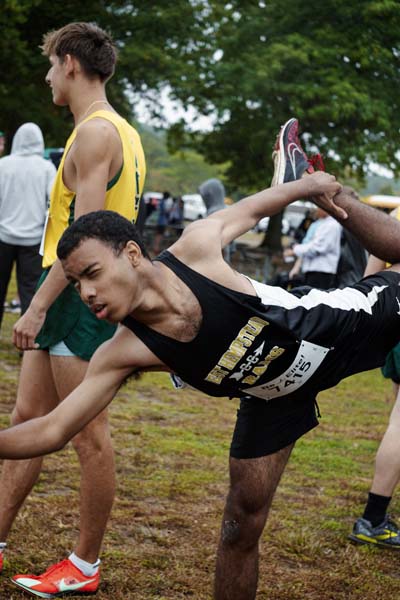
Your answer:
[199,178,235,262]
[0,122,56,330]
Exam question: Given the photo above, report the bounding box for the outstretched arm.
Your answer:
[314,187,400,264]
[182,172,342,249]
[0,330,145,459]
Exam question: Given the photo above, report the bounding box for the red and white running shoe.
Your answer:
[11,558,100,598]
[271,118,324,185]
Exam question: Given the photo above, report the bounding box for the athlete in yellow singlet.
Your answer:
[0,23,146,598]
[35,110,146,359]
[43,109,145,269]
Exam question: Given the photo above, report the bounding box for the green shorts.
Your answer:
[35,269,117,361]
[382,342,400,383]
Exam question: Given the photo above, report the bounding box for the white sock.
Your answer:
[68,552,100,577]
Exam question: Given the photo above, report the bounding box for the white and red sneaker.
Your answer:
[11,558,99,598]
[271,118,324,186]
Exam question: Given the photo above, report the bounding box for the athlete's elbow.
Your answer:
[42,420,71,455]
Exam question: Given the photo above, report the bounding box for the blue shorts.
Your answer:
[49,340,76,357]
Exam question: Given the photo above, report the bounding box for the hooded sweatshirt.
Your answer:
[198,178,226,216]
[0,123,56,245]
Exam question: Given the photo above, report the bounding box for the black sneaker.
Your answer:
[348,516,400,549]
[271,118,323,186]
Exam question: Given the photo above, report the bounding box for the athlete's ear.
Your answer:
[64,54,78,77]
[125,241,141,267]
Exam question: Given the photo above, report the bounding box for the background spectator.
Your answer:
[153,190,172,254]
[169,196,184,227]
[0,122,56,331]
[199,178,235,262]
[284,207,342,289]
[335,229,368,288]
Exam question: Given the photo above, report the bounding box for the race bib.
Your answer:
[244,340,329,400]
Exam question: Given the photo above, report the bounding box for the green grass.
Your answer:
[0,282,400,598]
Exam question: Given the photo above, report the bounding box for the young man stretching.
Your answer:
[4,114,400,599]
[0,22,145,597]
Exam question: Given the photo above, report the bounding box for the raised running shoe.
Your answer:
[0,551,3,573]
[348,516,400,549]
[271,118,323,186]
[11,558,100,598]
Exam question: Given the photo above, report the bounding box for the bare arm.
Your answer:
[182,172,342,249]
[314,187,400,264]
[13,119,120,350]
[0,360,128,459]
[364,254,386,276]
[0,329,147,459]
[289,257,302,280]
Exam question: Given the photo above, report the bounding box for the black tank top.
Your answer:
[121,251,321,400]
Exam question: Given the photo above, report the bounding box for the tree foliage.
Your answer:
[166,0,400,191]
[0,0,211,148]
[138,124,225,195]
[2,0,399,196]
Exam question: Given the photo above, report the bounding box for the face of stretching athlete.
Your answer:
[62,238,142,323]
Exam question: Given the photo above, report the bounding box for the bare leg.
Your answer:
[370,384,400,497]
[323,186,400,264]
[0,351,59,540]
[50,355,115,562]
[215,444,294,600]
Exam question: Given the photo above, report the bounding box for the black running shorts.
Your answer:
[230,270,400,459]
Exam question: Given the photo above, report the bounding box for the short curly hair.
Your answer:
[42,22,117,82]
[57,211,150,260]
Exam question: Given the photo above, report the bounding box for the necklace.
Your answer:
[78,99,109,124]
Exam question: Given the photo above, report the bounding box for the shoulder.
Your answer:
[78,116,118,139]
[0,155,11,167]
[71,117,121,165]
[172,217,221,249]
[75,115,121,151]
[168,217,224,267]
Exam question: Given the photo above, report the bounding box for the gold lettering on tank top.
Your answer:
[241,346,285,385]
[205,316,271,385]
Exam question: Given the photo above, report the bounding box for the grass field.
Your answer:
[1,280,400,599]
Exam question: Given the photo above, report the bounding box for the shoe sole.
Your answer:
[272,118,297,186]
[11,578,98,598]
[348,533,400,550]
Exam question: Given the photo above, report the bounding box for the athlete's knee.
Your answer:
[11,397,45,425]
[220,511,267,552]
[220,491,269,551]
[71,413,112,458]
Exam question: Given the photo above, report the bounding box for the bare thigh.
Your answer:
[225,444,294,522]
[13,350,60,424]
[388,385,400,427]
[50,354,110,440]
[49,354,89,400]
